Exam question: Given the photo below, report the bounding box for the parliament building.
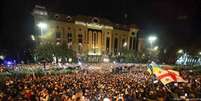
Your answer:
[32,5,144,61]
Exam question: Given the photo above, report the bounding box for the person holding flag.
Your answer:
[147,62,188,99]
[147,61,187,85]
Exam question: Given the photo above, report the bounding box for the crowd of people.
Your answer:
[0,63,201,101]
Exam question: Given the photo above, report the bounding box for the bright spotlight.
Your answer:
[148,36,157,43]
[37,22,47,35]
[178,49,183,54]
[37,22,47,29]
[148,36,157,49]
[199,52,201,55]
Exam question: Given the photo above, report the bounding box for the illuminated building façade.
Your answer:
[32,5,144,61]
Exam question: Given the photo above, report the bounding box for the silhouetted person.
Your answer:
[41,59,46,69]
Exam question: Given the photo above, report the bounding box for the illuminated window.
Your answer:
[68,32,72,37]
[107,32,109,35]
[133,38,136,50]
[92,31,98,46]
[106,37,110,51]
[67,32,72,42]
[114,38,118,52]
[122,39,125,47]
[87,31,91,44]
[129,37,133,49]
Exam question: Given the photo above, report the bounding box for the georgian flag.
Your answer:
[147,62,187,85]
[154,67,187,85]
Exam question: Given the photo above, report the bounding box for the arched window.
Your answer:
[78,34,83,43]
[132,32,135,36]
[122,39,125,47]
[114,38,118,52]
[66,16,72,22]
[106,37,110,51]
[129,37,133,49]
[67,32,72,42]
[92,17,99,23]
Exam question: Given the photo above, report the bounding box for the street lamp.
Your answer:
[31,35,35,41]
[123,42,127,47]
[68,58,72,63]
[148,36,157,49]
[177,49,183,54]
[37,22,47,35]
[199,51,201,55]
[0,55,4,60]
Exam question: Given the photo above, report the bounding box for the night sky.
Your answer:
[1,0,201,56]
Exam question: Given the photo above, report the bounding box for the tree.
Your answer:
[119,49,138,63]
[34,43,54,62]
[54,43,76,62]
[34,43,76,63]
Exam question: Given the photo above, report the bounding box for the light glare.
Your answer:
[37,22,47,29]
[31,35,35,41]
[0,55,4,60]
[178,49,183,54]
[153,46,159,50]
[123,42,127,47]
[68,58,72,62]
[103,58,110,62]
[148,36,157,42]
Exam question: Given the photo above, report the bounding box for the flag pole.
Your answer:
[145,71,153,84]
[164,85,179,99]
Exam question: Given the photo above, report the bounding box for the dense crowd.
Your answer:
[0,64,201,101]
